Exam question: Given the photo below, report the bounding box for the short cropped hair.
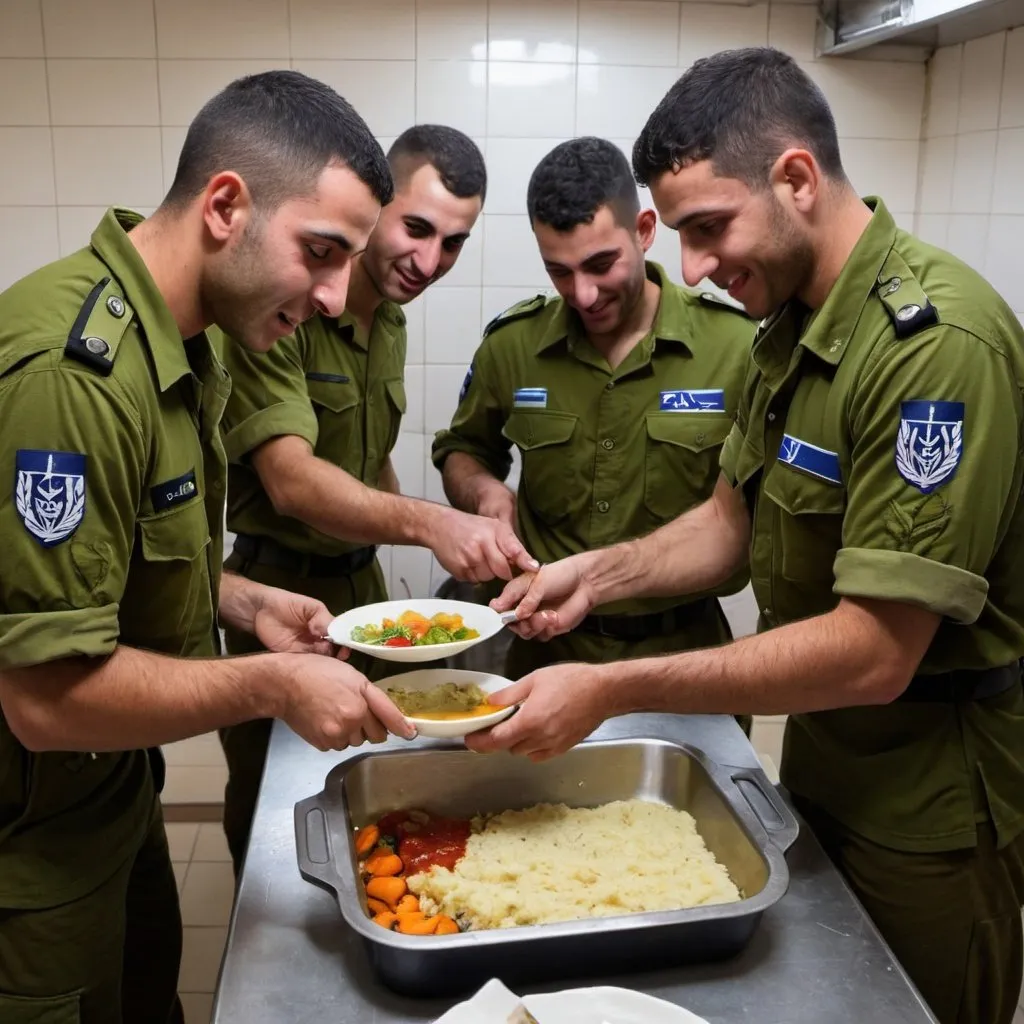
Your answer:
[527,137,640,231]
[387,125,487,201]
[633,47,845,189]
[165,69,393,210]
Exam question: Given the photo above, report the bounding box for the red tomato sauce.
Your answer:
[375,811,470,873]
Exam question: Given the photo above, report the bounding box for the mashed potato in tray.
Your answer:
[407,799,741,931]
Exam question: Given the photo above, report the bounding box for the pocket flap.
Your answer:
[306,377,359,414]
[502,410,577,450]
[0,991,81,1023]
[763,461,847,516]
[645,413,732,453]
[138,499,210,562]
[384,377,407,414]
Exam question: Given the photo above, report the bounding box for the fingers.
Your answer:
[307,603,335,640]
[486,678,533,707]
[364,683,418,740]
[493,528,539,575]
[490,573,535,613]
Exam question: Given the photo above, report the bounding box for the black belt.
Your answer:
[577,598,716,641]
[896,662,1021,703]
[233,533,377,579]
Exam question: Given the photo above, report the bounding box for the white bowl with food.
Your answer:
[327,599,509,663]
[374,668,517,739]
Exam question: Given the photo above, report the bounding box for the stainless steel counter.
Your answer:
[213,714,938,1024]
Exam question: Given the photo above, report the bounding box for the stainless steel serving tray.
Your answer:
[294,736,798,997]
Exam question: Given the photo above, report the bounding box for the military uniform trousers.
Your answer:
[0,794,184,1024]
[793,794,1024,1024]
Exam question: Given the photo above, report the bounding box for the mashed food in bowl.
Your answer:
[408,800,741,930]
[384,682,500,721]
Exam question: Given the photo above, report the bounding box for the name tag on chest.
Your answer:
[514,388,548,409]
[777,435,842,485]
[152,469,198,511]
[659,389,725,412]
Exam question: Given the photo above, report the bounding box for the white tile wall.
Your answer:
[0,0,929,611]
[915,30,1024,321]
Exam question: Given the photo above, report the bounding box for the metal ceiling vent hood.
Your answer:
[819,0,1024,55]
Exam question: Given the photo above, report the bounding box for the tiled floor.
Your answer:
[168,820,234,1024]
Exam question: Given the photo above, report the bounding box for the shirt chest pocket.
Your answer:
[762,463,846,582]
[306,378,361,465]
[502,410,580,526]
[133,499,211,652]
[644,414,732,521]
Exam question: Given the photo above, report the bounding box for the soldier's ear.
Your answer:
[770,149,818,215]
[635,208,658,253]
[201,172,252,244]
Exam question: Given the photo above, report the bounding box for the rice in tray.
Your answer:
[407,799,741,931]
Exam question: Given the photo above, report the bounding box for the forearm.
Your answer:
[596,599,930,717]
[378,456,401,496]
[441,452,513,516]
[218,569,270,634]
[583,485,750,607]
[267,448,447,547]
[0,645,295,752]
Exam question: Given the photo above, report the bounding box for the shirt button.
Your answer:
[695,431,706,444]
[762,607,771,616]
[367,449,377,460]
[597,500,610,513]
[211,479,223,493]
[605,381,615,391]
[602,438,615,450]
[767,413,776,422]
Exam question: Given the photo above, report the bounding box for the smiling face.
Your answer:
[201,161,382,352]
[533,204,655,336]
[648,158,816,320]
[359,162,482,305]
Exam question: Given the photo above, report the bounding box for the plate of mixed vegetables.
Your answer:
[327,599,508,663]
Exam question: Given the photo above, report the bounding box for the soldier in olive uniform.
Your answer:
[0,72,412,1024]
[433,138,754,689]
[472,51,1024,1024]
[218,126,538,874]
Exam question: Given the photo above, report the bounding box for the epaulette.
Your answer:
[875,256,939,340]
[698,291,753,317]
[64,276,134,375]
[482,294,547,338]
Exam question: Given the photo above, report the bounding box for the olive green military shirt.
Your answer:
[719,197,1024,853]
[433,262,755,616]
[0,208,229,907]
[221,306,407,556]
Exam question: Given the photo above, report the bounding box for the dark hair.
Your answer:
[165,69,393,210]
[632,47,846,189]
[387,125,487,202]
[527,137,640,232]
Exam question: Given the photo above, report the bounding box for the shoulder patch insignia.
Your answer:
[698,291,752,317]
[482,294,547,338]
[895,401,963,494]
[64,277,134,375]
[15,449,86,547]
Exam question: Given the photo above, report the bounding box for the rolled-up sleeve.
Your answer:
[0,363,144,668]
[833,325,1018,624]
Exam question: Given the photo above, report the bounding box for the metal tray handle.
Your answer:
[295,793,349,898]
[729,768,800,853]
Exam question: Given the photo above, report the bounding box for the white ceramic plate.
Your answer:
[327,598,507,663]
[374,668,517,739]
[522,987,709,1023]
